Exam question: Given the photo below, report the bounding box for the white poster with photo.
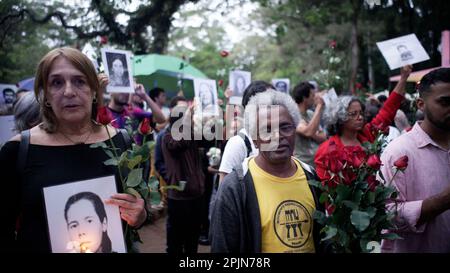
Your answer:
[272,79,290,94]
[193,78,219,116]
[376,34,430,70]
[321,88,339,109]
[101,48,134,93]
[43,175,126,253]
[229,70,251,105]
[0,115,15,144]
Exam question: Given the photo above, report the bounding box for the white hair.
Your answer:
[322,95,364,135]
[244,89,300,137]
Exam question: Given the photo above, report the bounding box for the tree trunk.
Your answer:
[349,0,360,95]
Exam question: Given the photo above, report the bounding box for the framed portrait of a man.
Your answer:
[101,48,134,93]
[43,176,126,253]
[376,33,430,70]
[229,70,251,105]
[193,78,219,116]
[272,79,290,94]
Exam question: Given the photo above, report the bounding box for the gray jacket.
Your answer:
[210,157,326,253]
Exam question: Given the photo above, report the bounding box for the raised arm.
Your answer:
[134,84,166,123]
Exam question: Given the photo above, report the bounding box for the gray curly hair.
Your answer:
[244,89,300,139]
[322,95,364,136]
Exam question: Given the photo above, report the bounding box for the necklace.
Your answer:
[59,129,94,145]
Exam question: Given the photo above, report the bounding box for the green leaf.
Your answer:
[380,233,402,240]
[126,168,143,188]
[322,226,338,241]
[89,142,108,149]
[127,155,143,169]
[319,192,329,204]
[350,210,371,232]
[104,150,115,158]
[367,191,376,204]
[335,185,352,204]
[150,191,161,205]
[148,177,160,192]
[343,200,358,210]
[353,189,364,204]
[366,207,377,218]
[308,179,322,188]
[312,210,327,225]
[103,158,118,166]
[125,187,142,199]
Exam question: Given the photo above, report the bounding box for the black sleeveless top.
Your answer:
[0,133,128,252]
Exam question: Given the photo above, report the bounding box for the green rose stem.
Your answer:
[104,125,125,185]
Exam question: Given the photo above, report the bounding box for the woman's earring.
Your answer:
[93,93,98,103]
[45,100,51,107]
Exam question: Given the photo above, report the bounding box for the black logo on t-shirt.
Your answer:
[274,200,312,248]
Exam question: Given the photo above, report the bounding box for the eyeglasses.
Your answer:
[260,124,296,136]
[347,111,364,119]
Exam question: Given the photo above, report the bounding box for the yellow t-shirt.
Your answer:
[249,157,316,253]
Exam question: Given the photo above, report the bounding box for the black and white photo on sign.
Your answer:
[43,176,126,253]
[272,79,290,93]
[0,84,17,106]
[101,48,134,93]
[229,70,251,105]
[376,33,430,70]
[193,78,219,115]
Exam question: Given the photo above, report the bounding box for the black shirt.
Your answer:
[0,133,127,252]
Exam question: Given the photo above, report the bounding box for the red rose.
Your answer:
[220,50,229,57]
[342,168,357,185]
[367,175,379,192]
[100,36,108,45]
[138,118,152,135]
[324,141,346,174]
[355,82,363,90]
[96,106,112,125]
[393,155,408,171]
[329,40,337,49]
[344,146,366,168]
[367,154,382,170]
[218,79,224,87]
[325,201,335,215]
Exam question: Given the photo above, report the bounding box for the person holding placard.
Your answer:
[0,47,147,252]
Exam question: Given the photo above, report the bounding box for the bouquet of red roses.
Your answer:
[310,125,408,253]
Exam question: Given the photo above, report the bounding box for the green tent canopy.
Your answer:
[132,54,208,100]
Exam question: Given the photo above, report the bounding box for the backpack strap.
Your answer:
[17,130,30,174]
[238,131,252,157]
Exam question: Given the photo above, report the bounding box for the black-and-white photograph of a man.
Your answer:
[43,176,126,253]
[101,48,134,93]
[194,78,219,115]
[397,44,414,62]
[272,78,290,94]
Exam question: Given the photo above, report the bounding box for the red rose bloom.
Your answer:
[218,79,224,87]
[96,106,112,125]
[367,154,382,170]
[329,40,337,49]
[355,82,363,90]
[394,155,408,171]
[344,146,366,168]
[325,201,336,215]
[100,36,108,45]
[220,50,229,57]
[342,168,357,185]
[367,175,379,192]
[138,118,152,135]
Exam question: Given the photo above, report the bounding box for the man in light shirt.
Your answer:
[380,68,450,253]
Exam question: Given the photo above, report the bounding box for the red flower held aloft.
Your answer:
[355,82,363,90]
[218,79,224,87]
[100,36,108,45]
[138,118,152,135]
[220,50,229,57]
[367,175,379,192]
[97,106,112,125]
[394,155,408,171]
[367,154,382,170]
[329,40,337,49]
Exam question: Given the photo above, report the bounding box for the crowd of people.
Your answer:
[0,46,449,253]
